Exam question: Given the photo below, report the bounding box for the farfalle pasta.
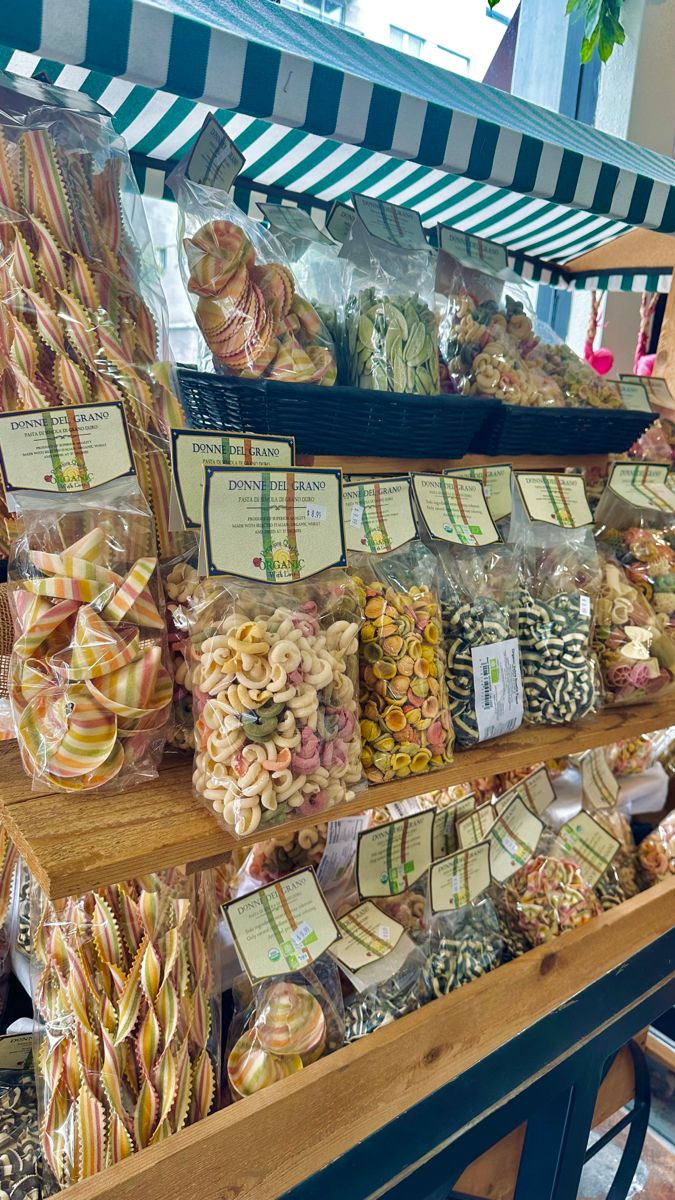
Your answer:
[32,868,220,1189]
[593,553,675,703]
[190,575,362,837]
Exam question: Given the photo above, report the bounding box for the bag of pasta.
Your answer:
[510,472,602,725]
[344,475,454,782]
[4,407,172,793]
[424,843,502,993]
[190,466,361,838]
[637,811,675,886]
[595,461,675,633]
[33,868,221,1189]
[170,167,336,384]
[342,196,438,395]
[224,868,344,1098]
[0,73,185,562]
[412,471,523,747]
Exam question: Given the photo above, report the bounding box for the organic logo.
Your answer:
[252,540,303,576]
[44,460,92,489]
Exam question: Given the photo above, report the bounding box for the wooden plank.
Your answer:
[456,1039,642,1200]
[565,228,675,273]
[654,272,675,402]
[2,695,673,898]
[297,452,609,472]
[645,1029,675,1074]
[50,881,675,1200]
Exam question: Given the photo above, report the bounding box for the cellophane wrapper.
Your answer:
[438,540,521,746]
[605,735,655,777]
[593,543,675,704]
[349,543,454,783]
[232,823,330,893]
[595,483,675,635]
[268,228,350,383]
[8,481,172,793]
[422,897,503,994]
[0,829,19,1022]
[342,222,438,395]
[502,853,601,947]
[32,868,221,1189]
[0,1065,41,1199]
[510,481,602,724]
[637,811,675,886]
[226,958,344,1100]
[189,572,362,839]
[162,546,200,752]
[0,78,187,561]
[171,173,337,384]
[0,581,14,740]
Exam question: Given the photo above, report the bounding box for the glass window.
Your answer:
[283,0,345,25]
[433,46,471,76]
[390,26,425,57]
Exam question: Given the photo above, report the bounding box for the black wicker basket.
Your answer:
[476,403,657,457]
[177,368,498,458]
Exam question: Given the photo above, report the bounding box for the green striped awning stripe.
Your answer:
[2,0,675,273]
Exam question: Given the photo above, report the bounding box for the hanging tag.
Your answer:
[0,403,134,497]
[620,374,673,410]
[343,475,417,553]
[438,225,520,282]
[356,810,434,899]
[558,812,620,886]
[223,867,339,983]
[515,472,593,528]
[444,464,512,523]
[259,203,331,244]
[488,795,543,882]
[581,748,619,811]
[315,817,367,890]
[429,844,491,913]
[330,900,405,973]
[412,473,501,546]
[605,462,675,513]
[170,428,295,530]
[200,466,346,580]
[352,193,428,251]
[456,803,496,849]
[618,380,653,413]
[496,766,556,818]
[325,200,356,244]
[183,113,245,191]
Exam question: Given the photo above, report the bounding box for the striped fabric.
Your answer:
[508,254,672,294]
[1,0,675,276]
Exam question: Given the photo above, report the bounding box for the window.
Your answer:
[283,0,345,25]
[486,4,510,23]
[390,26,425,57]
[433,46,471,76]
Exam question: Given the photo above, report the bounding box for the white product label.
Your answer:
[438,226,519,281]
[184,114,245,191]
[353,193,428,250]
[350,503,364,528]
[606,462,675,513]
[316,817,366,890]
[497,765,555,818]
[618,380,652,413]
[471,638,523,742]
[259,202,330,243]
[558,812,620,886]
[579,595,591,617]
[581,748,619,811]
[325,200,356,244]
[488,796,543,883]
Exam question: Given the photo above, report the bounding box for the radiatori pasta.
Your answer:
[189,574,362,838]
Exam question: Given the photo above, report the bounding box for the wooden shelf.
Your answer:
[1,696,672,899]
[51,879,675,1200]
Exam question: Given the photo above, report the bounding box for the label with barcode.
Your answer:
[471,638,523,742]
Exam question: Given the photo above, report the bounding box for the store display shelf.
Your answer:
[478,402,656,457]
[1,697,672,899]
[55,880,675,1200]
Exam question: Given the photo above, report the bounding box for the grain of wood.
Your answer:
[1,695,672,898]
[55,881,675,1200]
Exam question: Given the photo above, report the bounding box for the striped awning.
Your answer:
[2,0,675,269]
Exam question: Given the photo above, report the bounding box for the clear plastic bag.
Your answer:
[190,573,362,838]
[593,550,675,704]
[438,541,521,746]
[502,854,601,947]
[344,944,431,1041]
[343,220,438,395]
[595,479,675,632]
[233,824,330,891]
[32,868,221,1189]
[226,959,343,1099]
[170,174,336,384]
[0,77,186,561]
[605,735,655,777]
[349,542,454,783]
[421,897,503,995]
[637,811,675,886]
[524,338,623,410]
[586,808,640,899]
[163,551,200,751]
[8,480,172,793]
[510,477,602,724]
[0,1067,41,1199]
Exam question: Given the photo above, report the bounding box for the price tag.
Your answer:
[306,504,327,522]
[349,503,364,528]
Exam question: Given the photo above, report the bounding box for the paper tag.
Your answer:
[330,900,405,971]
[620,374,674,410]
[496,766,555,819]
[581,748,619,811]
[0,403,134,495]
[170,428,295,530]
[0,1034,32,1070]
[605,462,675,513]
[444,464,512,523]
[316,816,366,890]
[471,638,523,742]
[356,810,434,898]
[259,202,330,244]
[488,796,543,882]
[515,472,592,528]
[412,474,501,546]
[430,844,492,913]
[432,793,477,857]
[325,200,356,244]
[456,804,496,849]
[201,467,346,581]
[438,226,518,281]
[184,113,244,191]
[618,380,653,413]
[343,476,417,553]
[352,193,428,251]
[558,812,620,886]
[387,797,424,820]
[223,867,339,983]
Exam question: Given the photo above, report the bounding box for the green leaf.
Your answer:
[487,0,501,8]
[566,0,587,13]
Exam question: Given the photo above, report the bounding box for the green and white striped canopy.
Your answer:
[1,0,675,280]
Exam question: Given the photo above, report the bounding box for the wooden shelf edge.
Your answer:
[645,1029,675,1073]
[1,696,673,898]
[57,880,675,1200]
